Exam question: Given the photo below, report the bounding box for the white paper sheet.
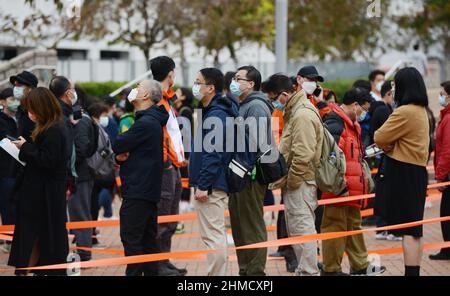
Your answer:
[0,138,26,166]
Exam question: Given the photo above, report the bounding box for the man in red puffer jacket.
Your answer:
[321,88,385,276]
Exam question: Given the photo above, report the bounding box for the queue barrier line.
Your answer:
[0,182,448,233]
[0,215,448,271]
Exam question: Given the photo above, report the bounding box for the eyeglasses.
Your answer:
[233,77,251,83]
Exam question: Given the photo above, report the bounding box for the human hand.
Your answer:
[194,190,209,203]
[116,153,129,162]
[12,136,26,149]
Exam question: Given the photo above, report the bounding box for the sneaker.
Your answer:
[175,223,185,235]
[351,265,386,276]
[286,260,298,273]
[429,252,450,261]
[166,261,188,276]
[375,231,389,240]
[386,234,403,241]
[99,215,118,221]
[320,270,350,276]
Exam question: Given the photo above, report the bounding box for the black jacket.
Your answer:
[8,123,70,274]
[0,111,19,178]
[74,114,98,182]
[113,105,169,202]
[369,101,393,145]
[16,106,35,142]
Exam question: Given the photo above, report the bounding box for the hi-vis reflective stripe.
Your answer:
[2,216,449,271]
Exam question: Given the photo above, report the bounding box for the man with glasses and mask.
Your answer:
[228,65,275,276]
[189,68,238,276]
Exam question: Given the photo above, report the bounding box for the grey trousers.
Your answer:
[157,167,182,257]
[68,180,94,259]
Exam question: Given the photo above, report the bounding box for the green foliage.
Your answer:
[77,81,128,98]
[322,79,358,102]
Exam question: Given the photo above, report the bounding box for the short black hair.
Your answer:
[200,68,224,94]
[49,76,71,99]
[224,71,236,92]
[381,80,393,98]
[343,87,371,105]
[237,66,262,91]
[394,67,428,107]
[75,84,93,110]
[263,74,294,95]
[441,81,450,95]
[369,70,386,82]
[150,56,176,82]
[178,87,194,107]
[124,98,134,113]
[88,102,109,119]
[0,88,14,100]
[290,76,299,88]
[352,79,371,92]
[102,96,116,108]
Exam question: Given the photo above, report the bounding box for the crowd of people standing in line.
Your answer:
[0,55,449,277]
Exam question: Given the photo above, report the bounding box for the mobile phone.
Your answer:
[72,105,82,120]
[313,86,322,97]
[6,135,18,141]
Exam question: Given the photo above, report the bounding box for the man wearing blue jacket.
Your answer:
[112,79,169,276]
[189,68,239,276]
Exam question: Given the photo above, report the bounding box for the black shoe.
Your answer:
[286,260,298,273]
[320,270,350,276]
[158,266,182,276]
[79,255,92,262]
[318,262,323,271]
[350,265,386,276]
[166,261,188,276]
[429,252,450,261]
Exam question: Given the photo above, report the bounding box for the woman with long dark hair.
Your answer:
[375,67,430,276]
[8,87,70,276]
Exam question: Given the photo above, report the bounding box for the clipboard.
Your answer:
[0,138,26,166]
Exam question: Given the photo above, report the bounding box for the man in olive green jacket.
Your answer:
[273,75,324,276]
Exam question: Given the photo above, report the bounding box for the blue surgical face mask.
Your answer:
[7,101,20,113]
[99,116,109,128]
[392,101,398,109]
[13,86,24,99]
[192,83,204,100]
[273,101,285,110]
[230,80,242,97]
[439,95,448,107]
[358,110,367,122]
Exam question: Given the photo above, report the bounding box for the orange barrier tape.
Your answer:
[181,178,189,189]
[0,182,448,232]
[2,216,448,271]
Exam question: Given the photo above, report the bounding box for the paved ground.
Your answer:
[1,190,449,276]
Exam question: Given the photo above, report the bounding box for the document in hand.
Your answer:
[0,138,26,166]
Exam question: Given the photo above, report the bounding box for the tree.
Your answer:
[394,0,450,79]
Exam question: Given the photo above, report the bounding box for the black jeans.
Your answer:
[441,186,450,255]
[120,199,159,276]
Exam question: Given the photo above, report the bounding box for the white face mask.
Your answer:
[70,90,78,106]
[99,116,109,128]
[302,81,317,95]
[439,95,448,107]
[14,86,25,99]
[127,88,139,102]
[376,81,385,92]
[192,83,204,100]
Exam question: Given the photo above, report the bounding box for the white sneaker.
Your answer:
[375,231,389,240]
[386,234,403,241]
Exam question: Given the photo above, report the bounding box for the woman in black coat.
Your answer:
[8,87,70,276]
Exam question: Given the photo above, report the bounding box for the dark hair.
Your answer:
[88,102,109,119]
[381,80,393,98]
[352,79,371,92]
[323,89,337,102]
[22,87,63,141]
[49,76,71,99]
[369,70,386,82]
[178,87,194,107]
[263,74,294,95]
[124,98,134,113]
[0,88,13,100]
[150,56,176,82]
[237,66,262,91]
[358,88,373,104]
[343,87,370,106]
[394,67,428,107]
[224,71,236,92]
[75,84,93,110]
[441,81,450,95]
[290,76,299,88]
[200,68,224,94]
[413,43,420,51]
[102,96,116,108]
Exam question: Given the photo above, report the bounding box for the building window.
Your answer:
[100,50,129,60]
[57,49,88,60]
[0,48,18,61]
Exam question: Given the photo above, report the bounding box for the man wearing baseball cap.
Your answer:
[297,66,331,118]
[9,71,38,142]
